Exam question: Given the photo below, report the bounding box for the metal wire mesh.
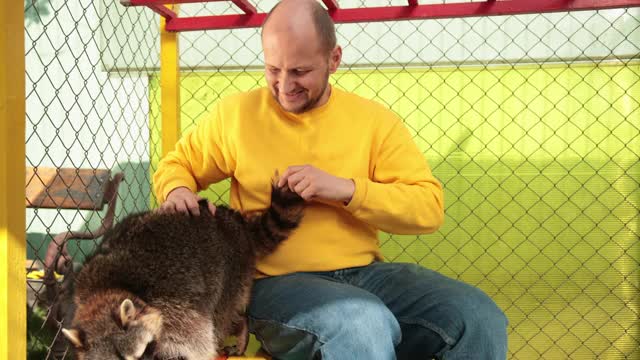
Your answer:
[24,0,159,357]
[26,0,639,359]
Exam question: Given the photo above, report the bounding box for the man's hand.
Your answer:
[278,165,355,203]
[159,186,216,216]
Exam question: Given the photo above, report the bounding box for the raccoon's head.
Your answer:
[63,298,162,360]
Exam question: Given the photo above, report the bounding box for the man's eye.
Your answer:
[294,69,310,75]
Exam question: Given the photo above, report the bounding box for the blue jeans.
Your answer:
[248,262,508,360]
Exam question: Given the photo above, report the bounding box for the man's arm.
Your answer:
[153,104,235,214]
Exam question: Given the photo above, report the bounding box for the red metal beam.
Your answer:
[408,0,418,6]
[127,0,227,4]
[322,0,339,11]
[167,12,266,31]
[326,0,640,24]
[231,0,256,14]
[125,0,640,32]
[148,4,178,19]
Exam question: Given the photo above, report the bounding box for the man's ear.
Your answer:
[329,45,342,74]
[62,328,84,348]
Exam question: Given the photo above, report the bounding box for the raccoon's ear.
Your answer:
[120,298,137,327]
[62,328,84,348]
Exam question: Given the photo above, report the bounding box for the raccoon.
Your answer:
[62,180,305,360]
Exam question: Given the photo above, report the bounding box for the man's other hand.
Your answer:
[278,165,355,204]
[159,186,216,216]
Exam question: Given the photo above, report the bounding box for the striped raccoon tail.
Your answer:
[249,178,305,257]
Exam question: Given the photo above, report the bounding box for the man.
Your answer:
[153,0,508,358]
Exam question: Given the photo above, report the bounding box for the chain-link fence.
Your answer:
[25,0,639,359]
[24,0,159,357]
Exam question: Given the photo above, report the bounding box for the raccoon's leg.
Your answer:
[221,314,249,356]
[156,309,219,360]
[234,279,252,355]
[233,316,250,355]
[221,279,252,356]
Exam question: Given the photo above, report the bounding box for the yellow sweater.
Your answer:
[153,87,444,276]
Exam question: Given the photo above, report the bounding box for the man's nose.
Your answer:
[280,73,296,93]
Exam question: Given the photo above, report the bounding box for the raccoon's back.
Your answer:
[75,207,253,307]
[75,184,304,310]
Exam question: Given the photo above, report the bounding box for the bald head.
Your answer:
[262,0,337,54]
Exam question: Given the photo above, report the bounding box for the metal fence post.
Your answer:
[0,0,27,359]
[161,4,181,158]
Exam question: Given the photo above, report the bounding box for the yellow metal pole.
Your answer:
[0,0,26,358]
[157,8,269,360]
[160,5,181,157]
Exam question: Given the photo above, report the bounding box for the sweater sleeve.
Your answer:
[152,103,235,203]
[344,117,444,235]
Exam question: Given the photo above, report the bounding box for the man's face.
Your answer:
[262,29,340,114]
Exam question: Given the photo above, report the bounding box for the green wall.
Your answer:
[149,62,640,359]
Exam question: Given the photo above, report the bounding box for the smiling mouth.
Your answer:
[283,90,304,101]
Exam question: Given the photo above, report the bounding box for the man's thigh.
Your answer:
[348,262,507,355]
[248,272,401,359]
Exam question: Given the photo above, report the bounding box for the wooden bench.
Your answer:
[26,166,124,274]
[26,166,124,357]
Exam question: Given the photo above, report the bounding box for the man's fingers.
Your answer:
[286,177,301,192]
[160,201,177,214]
[188,203,201,216]
[293,178,311,194]
[194,196,217,216]
[299,187,316,201]
[278,169,291,187]
[286,170,308,191]
[161,200,214,216]
[183,196,202,216]
[174,201,189,214]
[278,165,308,187]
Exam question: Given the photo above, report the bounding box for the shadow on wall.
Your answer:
[26,161,151,264]
[25,0,53,26]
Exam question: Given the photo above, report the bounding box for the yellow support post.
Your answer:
[158,8,269,359]
[0,0,26,359]
[159,5,268,360]
[161,5,181,157]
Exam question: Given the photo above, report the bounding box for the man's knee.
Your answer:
[439,285,507,335]
[438,286,508,357]
[462,286,507,330]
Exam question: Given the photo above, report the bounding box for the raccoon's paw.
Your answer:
[222,345,243,356]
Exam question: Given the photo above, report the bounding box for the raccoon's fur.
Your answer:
[62,182,304,360]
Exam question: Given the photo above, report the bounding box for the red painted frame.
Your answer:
[121,0,640,32]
